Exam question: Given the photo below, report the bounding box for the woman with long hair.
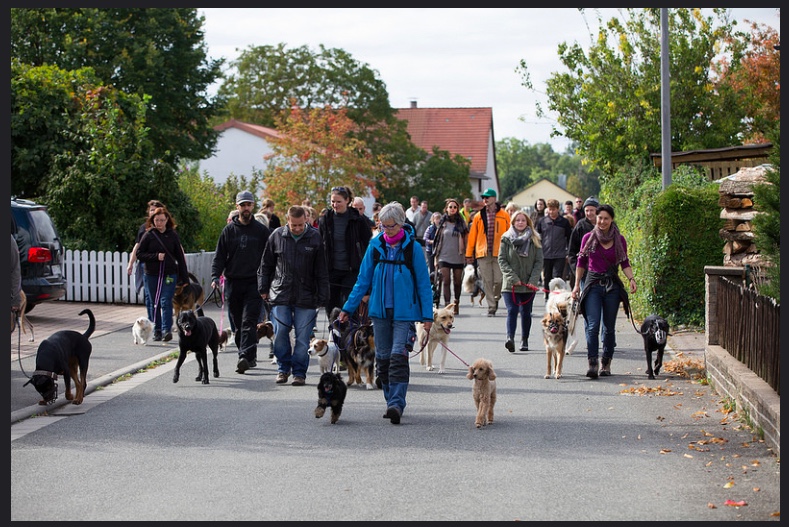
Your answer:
[432,198,468,314]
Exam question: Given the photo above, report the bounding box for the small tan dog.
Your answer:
[416,302,455,373]
[542,310,568,379]
[467,357,497,428]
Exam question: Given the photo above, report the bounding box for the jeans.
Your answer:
[582,282,621,360]
[271,305,317,379]
[225,278,262,361]
[144,272,176,335]
[502,289,535,342]
[372,311,414,413]
[326,269,358,319]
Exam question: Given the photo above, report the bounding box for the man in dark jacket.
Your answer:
[567,196,599,288]
[258,205,329,386]
[212,191,271,374]
[317,186,372,319]
[536,198,573,302]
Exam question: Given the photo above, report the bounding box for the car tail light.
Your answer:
[27,246,52,263]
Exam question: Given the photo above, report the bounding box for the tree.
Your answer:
[263,104,389,212]
[412,147,472,210]
[751,125,780,301]
[517,8,753,175]
[11,8,224,165]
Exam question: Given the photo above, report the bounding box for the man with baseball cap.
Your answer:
[465,188,510,316]
[567,196,599,288]
[212,191,271,373]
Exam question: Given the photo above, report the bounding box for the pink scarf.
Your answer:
[383,229,405,245]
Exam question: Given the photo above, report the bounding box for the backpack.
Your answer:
[371,229,423,312]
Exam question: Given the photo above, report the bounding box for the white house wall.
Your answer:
[198,128,275,186]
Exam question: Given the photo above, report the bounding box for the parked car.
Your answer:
[11,198,67,312]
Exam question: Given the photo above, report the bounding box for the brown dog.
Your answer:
[11,289,34,342]
[173,273,205,322]
[542,311,568,379]
[467,358,497,428]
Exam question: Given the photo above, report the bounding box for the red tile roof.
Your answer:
[395,107,493,178]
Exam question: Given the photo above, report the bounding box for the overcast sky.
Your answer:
[200,8,780,152]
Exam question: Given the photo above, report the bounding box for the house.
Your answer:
[396,102,499,200]
[197,119,281,188]
[509,178,578,212]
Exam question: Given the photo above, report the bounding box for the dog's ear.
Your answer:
[466,366,474,380]
[488,363,496,380]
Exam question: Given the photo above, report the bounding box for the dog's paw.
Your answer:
[438,368,446,374]
[426,365,434,371]
[555,373,562,379]
[173,373,180,383]
[544,374,551,379]
[475,421,482,429]
[365,382,374,390]
[315,407,325,419]
[330,413,340,424]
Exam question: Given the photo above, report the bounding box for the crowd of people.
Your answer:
[125,186,634,424]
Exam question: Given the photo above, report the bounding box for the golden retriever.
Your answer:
[542,310,568,379]
[467,357,497,428]
[416,302,455,373]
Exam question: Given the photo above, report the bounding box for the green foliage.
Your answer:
[176,166,232,252]
[413,147,473,210]
[751,126,780,301]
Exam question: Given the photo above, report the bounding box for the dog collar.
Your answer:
[317,349,328,357]
[32,370,58,380]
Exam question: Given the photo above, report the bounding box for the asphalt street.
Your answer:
[10,295,780,521]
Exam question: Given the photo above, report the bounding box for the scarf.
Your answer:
[503,226,533,257]
[579,222,627,264]
[383,228,405,245]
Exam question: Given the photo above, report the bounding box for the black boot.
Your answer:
[520,340,528,351]
[505,336,515,353]
[600,357,612,376]
[586,358,599,379]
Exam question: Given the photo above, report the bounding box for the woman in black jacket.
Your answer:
[136,206,189,342]
[317,186,372,319]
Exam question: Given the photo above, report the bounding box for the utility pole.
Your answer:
[661,8,672,189]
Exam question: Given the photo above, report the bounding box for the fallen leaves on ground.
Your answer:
[724,499,748,507]
[663,357,706,378]
[620,385,682,396]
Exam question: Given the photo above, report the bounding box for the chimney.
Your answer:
[410,100,417,109]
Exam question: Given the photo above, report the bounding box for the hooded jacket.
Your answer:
[318,206,372,272]
[465,203,510,259]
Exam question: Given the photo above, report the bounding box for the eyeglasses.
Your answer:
[331,186,349,195]
[447,205,457,209]
[381,223,399,230]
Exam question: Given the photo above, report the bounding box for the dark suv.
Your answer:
[11,198,67,311]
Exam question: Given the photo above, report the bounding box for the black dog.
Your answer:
[174,309,220,384]
[641,314,670,379]
[24,309,95,405]
[314,372,348,424]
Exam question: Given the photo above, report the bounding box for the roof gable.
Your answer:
[213,119,282,141]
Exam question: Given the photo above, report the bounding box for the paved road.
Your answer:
[10,296,780,520]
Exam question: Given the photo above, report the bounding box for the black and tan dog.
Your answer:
[24,308,95,405]
[329,307,376,390]
[173,309,220,385]
[314,371,348,424]
[641,314,671,379]
[173,272,205,322]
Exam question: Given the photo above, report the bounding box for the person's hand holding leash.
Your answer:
[420,321,433,348]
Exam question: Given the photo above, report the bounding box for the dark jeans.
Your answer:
[326,269,358,319]
[225,277,262,361]
[502,288,535,342]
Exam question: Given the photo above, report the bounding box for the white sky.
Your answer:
[200,8,780,152]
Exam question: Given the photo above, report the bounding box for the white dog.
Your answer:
[132,317,154,346]
[545,277,578,355]
[308,337,340,374]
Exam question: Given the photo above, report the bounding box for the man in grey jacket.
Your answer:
[536,198,573,302]
[258,205,329,386]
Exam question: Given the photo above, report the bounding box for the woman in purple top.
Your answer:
[571,204,637,379]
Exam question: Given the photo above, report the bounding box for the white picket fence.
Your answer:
[62,249,216,304]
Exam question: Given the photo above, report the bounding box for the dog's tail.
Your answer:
[79,309,96,339]
[188,272,199,283]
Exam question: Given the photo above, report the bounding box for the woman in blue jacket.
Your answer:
[338,202,434,425]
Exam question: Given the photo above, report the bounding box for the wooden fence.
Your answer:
[62,250,216,305]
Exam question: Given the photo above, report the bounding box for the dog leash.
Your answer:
[436,340,470,367]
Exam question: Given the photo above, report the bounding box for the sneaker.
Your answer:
[487,310,496,317]
[291,376,305,386]
[163,331,173,342]
[153,332,162,342]
[236,357,250,374]
[505,338,515,353]
[385,407,401,425]
[275,372,289,384]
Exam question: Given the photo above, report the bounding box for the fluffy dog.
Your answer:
[416,302,455,374]
[132,316,154,345]
[641,314,670,379]
[542,311,567,379]
[11,289,35,342]
[462,264,486,306]
[309,337,340,374]
[545,277,578,355]
[173,273,205,322]
[173,309,220,385]
[329,307,376,390]
[24,308,95,405]
[466,358,497,428]
[314,372,348,424]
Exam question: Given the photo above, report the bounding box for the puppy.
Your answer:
[542,311,567,379]
[217,328,233,351]
[545,277,578,354]
[24,309,95,405]
[314,372,348,424]
[173,272,205,322]
[462,264,486,306]
[641,314,670,379]
[173,309,220,385]
[11,289,35,342]
[416,302,455,373]
[132,316,154,345]
[309,337,340,374]
[467,358,497,428]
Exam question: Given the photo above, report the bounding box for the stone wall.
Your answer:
[717,165,769,267]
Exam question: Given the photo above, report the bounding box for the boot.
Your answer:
[454,299,460,315]
[586,358,599,379]
[600,357,612,376]
[520,339,528,352]
[505,336,515,353]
